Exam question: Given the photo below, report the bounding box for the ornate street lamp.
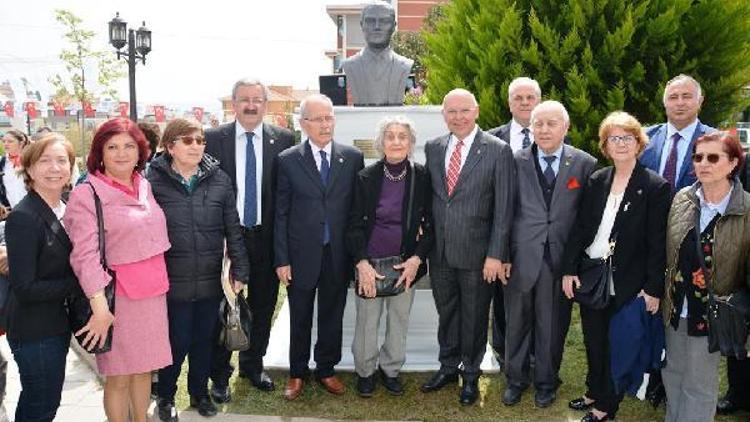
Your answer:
[108,12,152,121]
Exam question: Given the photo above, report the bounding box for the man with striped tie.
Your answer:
[421,88,515,406]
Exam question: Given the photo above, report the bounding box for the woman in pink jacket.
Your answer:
[65,118,172,422]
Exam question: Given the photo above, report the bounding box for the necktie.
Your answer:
[446,139,464,196]
[663,132,681,190]
[521,128,531,149]
[543,155,557,185]
[319,150,331,244]
[243,132,257,227]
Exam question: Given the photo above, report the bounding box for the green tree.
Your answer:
[423,0,750,155]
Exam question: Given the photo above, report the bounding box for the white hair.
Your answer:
[508,77,541,98]
[530,100,569,125]
[663,74,703,103]
[299,94,334,118]
[374,115,417,157]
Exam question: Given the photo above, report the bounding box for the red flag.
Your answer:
[83,101,95,118]
[118,102,129,117]
[154,105,165,122]
[53,102,65,117]
[3,101,13,117]
[193,107,204,122]
[25,102,37,118]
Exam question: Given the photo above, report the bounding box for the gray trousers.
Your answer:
[351,288,416,377]
[662,319,720,422]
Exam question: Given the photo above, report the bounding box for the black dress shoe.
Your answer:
[378,367,404,396]
[581,411,611,421]
[502,385,526,406]
[157,398,178,422]
[209,385,231,404]
[535,388,556,408]
[247,371,275,391]
[459,379,479,405]
[420,370,459,393]
[569,396,595,411]
[190,396,218,418]
[357,375,375,398]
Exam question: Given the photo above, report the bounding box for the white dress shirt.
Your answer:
[444,124,479,174]
[509,119,533,153]
[3,158,27,208]
[234,121,264,226]
[309,140,333,172]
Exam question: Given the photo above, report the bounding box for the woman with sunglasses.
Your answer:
[146,118,249,421]
[561,111,671,421]
[661,131,750,422]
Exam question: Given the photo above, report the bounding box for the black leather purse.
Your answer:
[356,162,415,299]
[575,236,616,310]
[68,183,116,354]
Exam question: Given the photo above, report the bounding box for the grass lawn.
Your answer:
[174,288,746,421]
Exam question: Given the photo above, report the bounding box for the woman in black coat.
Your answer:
[346,116,433,397]
[5,134,78,421]
[561,112,671,421]
[146,118,249,420]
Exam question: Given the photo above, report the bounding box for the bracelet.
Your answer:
[88,292,104,300]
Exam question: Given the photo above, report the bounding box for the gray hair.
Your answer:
[530,100,570,125]
[508,77,541,98]
[663,74,703,103]
[361,0,395,22]
[299,94,334,119]
[374,116,417,157]
[231,78,270,101]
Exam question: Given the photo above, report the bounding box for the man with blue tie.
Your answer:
[274,94,364,400]
[205,78,294,402]
[640,74,715,192]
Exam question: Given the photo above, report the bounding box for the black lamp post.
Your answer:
[108,12,151,122]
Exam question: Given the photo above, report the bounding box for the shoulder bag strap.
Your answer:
[406,161,416,226]
[86,182,109,269]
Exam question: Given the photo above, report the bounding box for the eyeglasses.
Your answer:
[174,135,206,146]
[444,108,476,118]
[304,115,335,124]
[692,152,727,164]
[235,97,265,106]
[607,135,636,145]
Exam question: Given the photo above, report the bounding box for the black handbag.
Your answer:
[574,237,616,310]
[355,161,415,299]
[68,183,116,354]
[218,293,253,352]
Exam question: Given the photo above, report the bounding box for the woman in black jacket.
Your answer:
[561,112,671,421]
[146,118,249,420]
[346,116,433,397]
[5,134,77,421]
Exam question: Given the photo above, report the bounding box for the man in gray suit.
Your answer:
[420,88,515,406]
[502,101,597,408]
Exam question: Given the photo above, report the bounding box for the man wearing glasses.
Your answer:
[274,94,364,400]
[205,78,294,402]
[640,74,715,192]
[421,88,515,406]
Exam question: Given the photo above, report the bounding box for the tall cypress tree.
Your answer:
[424,0,750,155]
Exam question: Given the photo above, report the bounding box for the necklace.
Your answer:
[384,165,407,182]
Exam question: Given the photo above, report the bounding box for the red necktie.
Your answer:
[446,139,464,196]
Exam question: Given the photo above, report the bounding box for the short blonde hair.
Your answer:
[20,133,75,191]
[597,111,648,159]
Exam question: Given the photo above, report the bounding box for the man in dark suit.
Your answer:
[502,101,597,408]
[205,78,294,401]
[420,88,515,406]
[275,94,364,401]
[487,76,541,367]
[640,74,715,192]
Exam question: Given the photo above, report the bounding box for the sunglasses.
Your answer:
[692,152,727,164]
[174,135,205,146]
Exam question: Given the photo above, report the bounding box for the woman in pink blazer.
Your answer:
[65,118,172,422]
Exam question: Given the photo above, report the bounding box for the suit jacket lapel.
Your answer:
[327,142,344,194]
[520,147,546,207]
[298,141,325,192]
[261,123,275,201]
[611,163,647,236]
[436,135,449,196]
[29,191,72,251]
[651,125,668,171]
[451,131,486,196]
[223,123,238,189]
[550,145,575,208]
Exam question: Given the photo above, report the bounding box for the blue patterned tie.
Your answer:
[319,150,330,244]
[543,155,557,185]
[521,128,531,149]
[243,132,257,227]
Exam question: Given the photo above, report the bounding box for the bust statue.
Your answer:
[342,1,414,106]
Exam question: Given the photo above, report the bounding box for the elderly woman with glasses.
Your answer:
[661,131,750,422]
[346,116,433,398]
[146,118,249,421]
[561,111,671,422]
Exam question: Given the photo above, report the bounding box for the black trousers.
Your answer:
[491,282,506,356]
[287,245,347,379]
[580,301,624,416]
[725,356,750,406]
[210,229,278,388]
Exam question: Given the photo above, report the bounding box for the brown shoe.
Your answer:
[283,378,304,401]
[318,375,346,395]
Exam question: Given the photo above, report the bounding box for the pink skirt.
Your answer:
[95,293,172,376]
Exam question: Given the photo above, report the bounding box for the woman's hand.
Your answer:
[75,292,114,351]
[394,256,422,290]
[638,290,660,314]
[562,275,580,299]
[356,260,383,298]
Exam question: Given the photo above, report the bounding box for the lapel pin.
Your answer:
[624,201,631,212]
[477,149,481,154]
[637,189,642,195]
[339,158,344,163]
[270,139,275,145]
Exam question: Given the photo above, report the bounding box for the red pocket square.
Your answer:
[567,176,581,190]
